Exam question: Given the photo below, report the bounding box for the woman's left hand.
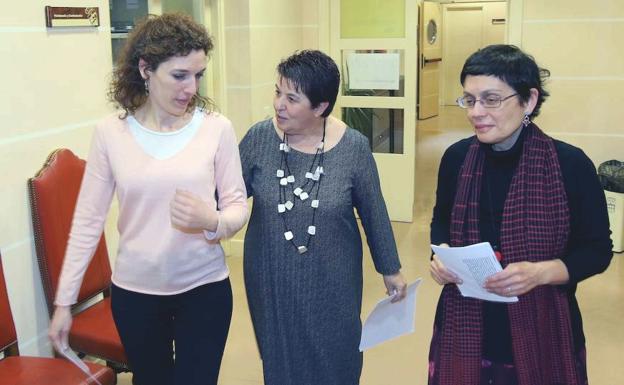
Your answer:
[484,259,569,297]
[170,189,218,231]
[383,272,408,303]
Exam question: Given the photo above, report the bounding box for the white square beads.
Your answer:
[285,200,294,210]
[311,199,319,208]
[307,226,316,235]
[284,231,294,241]
[297,245,308,254]
[293,187,303,196]
[287,175,295,183]
[299,192,309,201]
[280,177,288,186]
[278,204,286,213]
[276,169,285,178]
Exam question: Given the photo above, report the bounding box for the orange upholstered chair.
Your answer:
[28,148,128,372]
[0,253,116,385]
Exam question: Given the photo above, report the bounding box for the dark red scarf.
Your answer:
[437,124,579,385]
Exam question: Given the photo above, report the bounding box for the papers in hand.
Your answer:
[431,242,518,303]
[359,279,422,351]
[59,346,103,385]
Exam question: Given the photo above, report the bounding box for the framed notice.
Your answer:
[45,6,100,28]
[347,53,400,90]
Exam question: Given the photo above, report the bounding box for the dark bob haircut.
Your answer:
[277,50,340,117]
[460,44,550,118]
[109,13,214,118]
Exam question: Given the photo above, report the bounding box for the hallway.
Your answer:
[118,106,624,384]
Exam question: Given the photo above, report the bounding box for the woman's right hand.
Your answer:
[430,243,462,286]
[48,305,72,353]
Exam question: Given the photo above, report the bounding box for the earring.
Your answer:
[522,113,531,127]
[144,79,149,95]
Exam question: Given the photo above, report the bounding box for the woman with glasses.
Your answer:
[427,44,612,385]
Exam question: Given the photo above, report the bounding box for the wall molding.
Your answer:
[550,76,624,81]
[548,132,624,139]
[1,237,31,254]
[524,18,624,24]
[225,24,318,31]
[0,26,107,33]
[18,329,52,357]
[0,120,97,148]
[227,82,274,90]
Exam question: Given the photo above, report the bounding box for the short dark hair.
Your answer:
[460,44,550,118]
[277,50,340,117]
[109,13,214,118]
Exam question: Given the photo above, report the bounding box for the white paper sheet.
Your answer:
[431,242,518,303]
[359,278,422,351]
[59,346,103,385]
[347,52,400,90]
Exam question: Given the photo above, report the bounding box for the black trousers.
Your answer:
[111,278,233,385]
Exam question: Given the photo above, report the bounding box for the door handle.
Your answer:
[421,55,442,67]
[424,57,442,64]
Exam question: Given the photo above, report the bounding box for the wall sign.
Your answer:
[45,6,100,28]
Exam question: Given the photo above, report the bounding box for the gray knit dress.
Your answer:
[239,119,401,385]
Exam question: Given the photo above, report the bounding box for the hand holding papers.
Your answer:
[431,243,518,303]
[359,279,422,351]
[59,346,103,385]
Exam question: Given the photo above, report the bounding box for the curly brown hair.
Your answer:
[109,13,214,118]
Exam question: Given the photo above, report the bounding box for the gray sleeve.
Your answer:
[239,125,257,198]
[351,133,402,275]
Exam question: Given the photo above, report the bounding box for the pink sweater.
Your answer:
[55,111,248,306]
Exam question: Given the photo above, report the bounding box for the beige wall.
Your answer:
[0,0,322,357]
[224,0,320,250]
[508,0,624,165]
[224,0,320,139]
[5,0,619,363]
[0,0,114,356]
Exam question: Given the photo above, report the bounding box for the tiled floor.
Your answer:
[118,106,624,384]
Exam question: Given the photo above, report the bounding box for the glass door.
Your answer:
[330,0,417,222]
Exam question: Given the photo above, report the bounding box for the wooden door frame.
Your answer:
[320,0,417,222]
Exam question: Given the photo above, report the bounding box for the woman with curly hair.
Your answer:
[48,13,248,385]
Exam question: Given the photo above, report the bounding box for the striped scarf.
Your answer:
[436,124,580,385]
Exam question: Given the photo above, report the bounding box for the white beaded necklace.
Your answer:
[277,119,326,254]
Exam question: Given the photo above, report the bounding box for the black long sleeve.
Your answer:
[429,131,613,360]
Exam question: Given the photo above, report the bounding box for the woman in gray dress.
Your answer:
[239,50,407,385]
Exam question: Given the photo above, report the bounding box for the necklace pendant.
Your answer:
[284,231,294,241]
[297,245,308,254]
[277,204,286,213]
[285,200,294,210]
[293,187,303,196]
[276,169,285,178]
[311,199,319,208]
[299,191,309,201]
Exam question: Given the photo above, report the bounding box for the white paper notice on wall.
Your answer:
[347,53,400,90]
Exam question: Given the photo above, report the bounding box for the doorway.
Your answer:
[441,1,507,105]
[328,0,418,222]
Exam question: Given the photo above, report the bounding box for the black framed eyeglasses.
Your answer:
[456,93,518,109]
